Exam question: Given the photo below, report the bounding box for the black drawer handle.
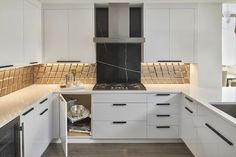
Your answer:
[185,107,193,114]
[156,103,170,106]
[156,126,170,128]
[156,115,170,117]
[22,107,34,116]
[185,97,193,103]
[158,60,182,63]
[40,98,48,104]
[40,108,49,116]
[0,65,14,69]
[113,104,127,106]
[156,94,170,96]
[57,60,81,63]
[29,62,38,64]
[205,123,233,146]
[113,121,127,124]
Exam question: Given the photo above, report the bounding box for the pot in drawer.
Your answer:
[92,103,146,121]
[148,103,179,114]
[147,125,179,139]
[147,94,179,103]
[92,121,146,139]
[148,114,179,126]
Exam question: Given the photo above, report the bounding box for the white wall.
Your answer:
[190,3,222,88]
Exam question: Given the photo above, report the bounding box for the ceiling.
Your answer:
[40,0,236,4]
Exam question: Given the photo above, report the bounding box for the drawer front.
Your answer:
[92,121,146,139]
[92,94,146,103]
[183,96,197,114]
[147,126,179,139]
[147,93,178,103]
[92,103,146,121]
[148,103,179,114]
[148,114,179,126]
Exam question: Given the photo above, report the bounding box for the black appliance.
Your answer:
[211,104,236,119]
[93,83,146,90]
[0,117,21,157]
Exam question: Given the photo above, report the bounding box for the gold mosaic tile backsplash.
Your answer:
[0,63,190,97]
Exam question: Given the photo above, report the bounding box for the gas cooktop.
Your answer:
[93,83,146,90]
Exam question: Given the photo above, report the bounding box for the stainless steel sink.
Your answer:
[211,103,236,118]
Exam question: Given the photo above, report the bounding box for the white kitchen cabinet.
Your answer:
[170,9,195,62]
[0,0,24,66]
[180,96,197,156]
[23,0,42,64]
[43,4,95,63]
[59,95,68,157]
[222,17,236,65]
[196,104,236,157]
[144,8,170,62]
[43,9,68,63]
[68,9,95,63]
[144,5,196,63]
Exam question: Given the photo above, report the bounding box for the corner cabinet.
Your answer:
[144,4,196,63]
[43,4,95,63]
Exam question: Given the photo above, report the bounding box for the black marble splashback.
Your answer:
[96,43,141,83]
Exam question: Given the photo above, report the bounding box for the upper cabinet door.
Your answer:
[0,0,24,66]
[68,8,95,63]
[23,0,42,64]
[222,17,236,65]
[144,8,170,62]
[170,9,195,63]
[43,9,68,63]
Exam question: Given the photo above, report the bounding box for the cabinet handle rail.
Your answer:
[40,98,48,104]
[185,97,193,102]
[113,104,127,106]
[22,107,34,116]
[185,107,193,114]
[19,123,24,157]
[205,123,233,146]
[40,108,49,116]
[156,115,170,117]
[156,103,170,106]
[156,94,170,96]
[112,121,127,124]
[156,126,170,128]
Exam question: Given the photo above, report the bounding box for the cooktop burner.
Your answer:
[93,83,146,90]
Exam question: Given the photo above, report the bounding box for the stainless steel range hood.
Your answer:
[94,3,145,43]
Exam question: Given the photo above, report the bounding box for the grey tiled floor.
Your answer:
[42,143,194,157]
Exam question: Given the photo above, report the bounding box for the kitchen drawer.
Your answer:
[183,96,197,114]
[148,114,179,126]
[92,103,146,121]
[148,103,179,114]
[147,93,179,103]
[92,121,146,139]
[92,94,146,103]
[147,125,179,139]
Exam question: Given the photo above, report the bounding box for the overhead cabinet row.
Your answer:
[43,4,197,63]
[0,0,42,66]
[43,6,95,63]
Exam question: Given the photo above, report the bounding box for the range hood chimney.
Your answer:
[94,3,145,43]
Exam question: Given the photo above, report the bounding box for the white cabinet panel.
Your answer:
[92,103,146,121]
[147,126,179,139]
[0,0,24,66]
[144,6,196,63]
[59,95,68,157]
[68,9,95,63]
[170,9,195,62]
[93,121,146,139]
[222,17,236,65]
[144,9,170,62]
[23,0,42,64]
[43,10,68,63]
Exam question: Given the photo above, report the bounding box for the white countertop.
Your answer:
[0,84,236,128]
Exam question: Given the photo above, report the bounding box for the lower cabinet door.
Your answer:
[59,95,68,156]
[197,126,219,157]
[92,121,146,139]
[147,126,179,139]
